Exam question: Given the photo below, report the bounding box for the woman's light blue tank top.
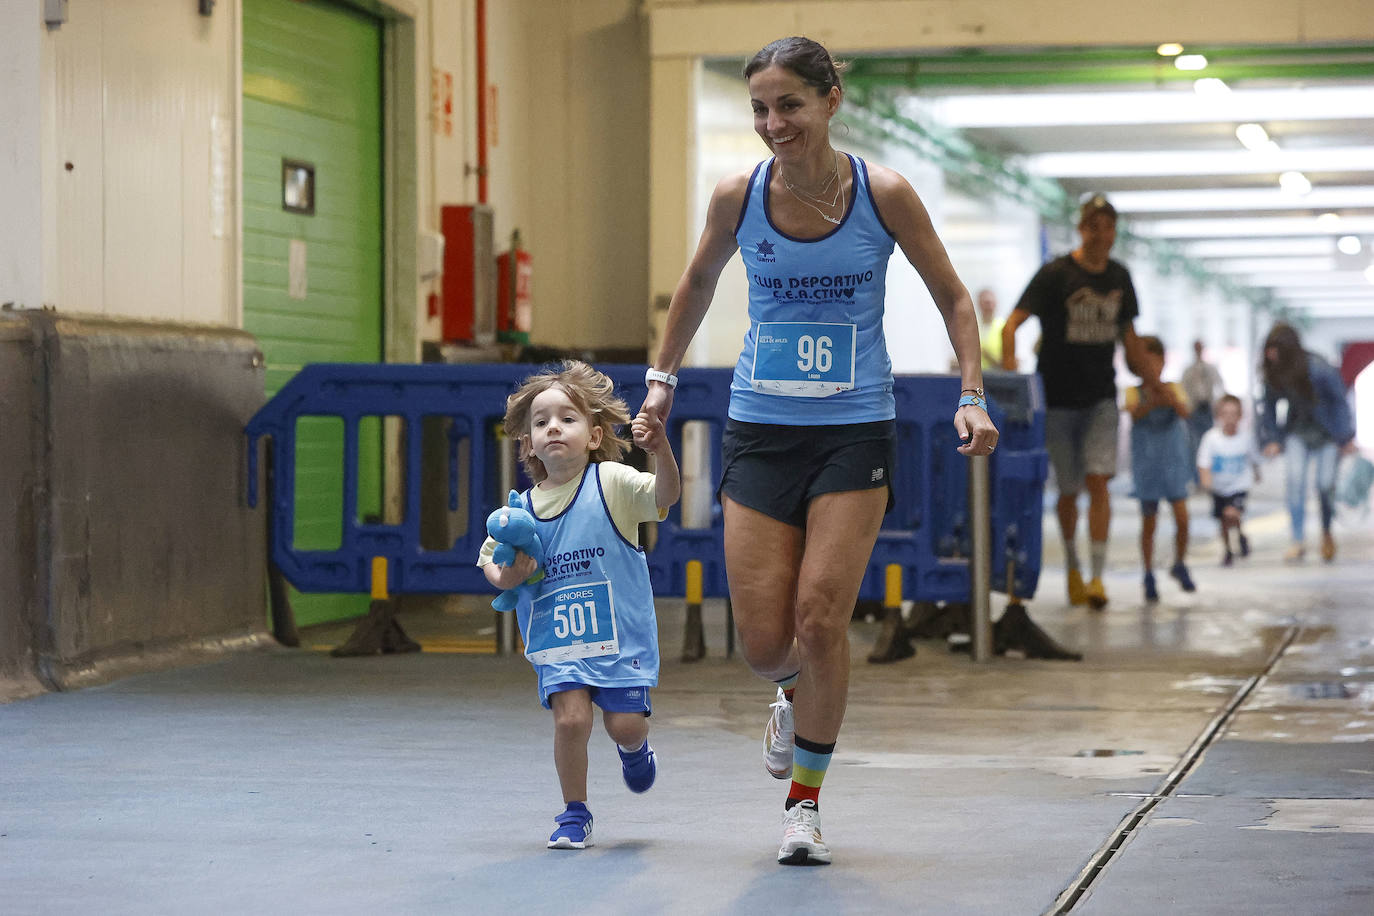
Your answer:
[730,154,897,425]
[515,464,659,704]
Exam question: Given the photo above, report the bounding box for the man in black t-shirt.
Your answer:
[1002,195,1145,611]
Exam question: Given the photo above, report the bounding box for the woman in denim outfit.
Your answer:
[1257,323,1356,562]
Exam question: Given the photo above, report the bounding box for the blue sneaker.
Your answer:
[547,802,593,850]
[1170,562,1196,593]
[618,741,657,793]
[1143,572,1158,603]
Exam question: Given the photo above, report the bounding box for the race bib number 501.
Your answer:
[524,581,619,666]
[751,321,856,397]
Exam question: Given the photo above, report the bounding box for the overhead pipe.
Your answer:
[475,0,488,203]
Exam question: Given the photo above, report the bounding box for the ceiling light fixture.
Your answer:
[1337,235,1364,256]
[1193,78,1230,96]
[1235,123,1270,151]
[1156,43,1185,57]
[1317,212,1342,228]
[1279,171,1312,195]
[1175,54,1208,71]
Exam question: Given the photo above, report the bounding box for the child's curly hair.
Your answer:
[502,360,632,483]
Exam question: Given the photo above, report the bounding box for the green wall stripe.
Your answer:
[243,0,385,628]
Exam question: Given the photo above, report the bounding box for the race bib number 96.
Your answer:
[751,321,856,397]
[524,581,619,666]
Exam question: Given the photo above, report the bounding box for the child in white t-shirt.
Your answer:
[1196,394,1263,566]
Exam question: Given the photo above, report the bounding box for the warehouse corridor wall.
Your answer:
[0,312,271,700]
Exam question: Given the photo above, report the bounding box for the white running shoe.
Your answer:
[777,800,831,865]
[762,687,794,779]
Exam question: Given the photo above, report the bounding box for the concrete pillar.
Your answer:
[647,55,698,363]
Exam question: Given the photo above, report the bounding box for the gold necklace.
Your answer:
[782,152,845,225]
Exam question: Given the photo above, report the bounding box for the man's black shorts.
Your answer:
[718,418,896,528]
[1211,491,1247,520]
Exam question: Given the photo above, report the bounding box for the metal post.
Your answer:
[969,454,993,661]
[495,430,519,656]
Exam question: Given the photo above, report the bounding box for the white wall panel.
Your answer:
[53,7,105,313]
[1,5,45,310]
[102,1,186,322]
[43,0,240,325]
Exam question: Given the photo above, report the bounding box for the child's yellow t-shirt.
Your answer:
[1123,382,1189,414]
[476,461,667,566]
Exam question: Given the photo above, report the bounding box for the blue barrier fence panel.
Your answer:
[246,364,1045,603]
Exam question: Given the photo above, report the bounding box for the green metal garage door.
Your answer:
[243,0,383,628]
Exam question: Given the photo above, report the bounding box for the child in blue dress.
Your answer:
[1123,336,1196,602]
[479,361,680,850]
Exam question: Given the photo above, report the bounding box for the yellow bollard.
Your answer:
[371,556,389,600]
[332,555,420,656]
[682,559,705,662]
[686,559,703,605]
[885,563,902,612]
[867,563,914,663]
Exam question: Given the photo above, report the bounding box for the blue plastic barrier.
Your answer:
[245,364,1045,603]
[244,363,731,598]
[859,373,1046,604]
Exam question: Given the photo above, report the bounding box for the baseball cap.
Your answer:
[1079,193,1117,222]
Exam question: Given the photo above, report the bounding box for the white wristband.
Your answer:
[645,367,678,389]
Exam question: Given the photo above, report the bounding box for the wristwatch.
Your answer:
[645,367,678,389]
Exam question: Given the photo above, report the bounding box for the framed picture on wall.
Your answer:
[282,159,316,215]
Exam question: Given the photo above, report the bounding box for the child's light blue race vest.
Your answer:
[515,464,659,704]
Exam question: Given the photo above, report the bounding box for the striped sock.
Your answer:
[775,671,799,702]
[786,735,834,810]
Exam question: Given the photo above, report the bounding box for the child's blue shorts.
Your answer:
[543,683,652,715]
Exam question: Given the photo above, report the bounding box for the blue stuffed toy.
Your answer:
[486,489,545,612]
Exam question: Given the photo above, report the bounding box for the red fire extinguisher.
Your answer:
[497,229,531,345]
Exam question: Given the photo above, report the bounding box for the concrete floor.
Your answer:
[3,488,1372,915]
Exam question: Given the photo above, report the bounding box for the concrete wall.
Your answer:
[480,0,650,351]
[0,311,271,699]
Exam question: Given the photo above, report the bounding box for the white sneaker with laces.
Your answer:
[762,687,794,779]
[777,800,831,865]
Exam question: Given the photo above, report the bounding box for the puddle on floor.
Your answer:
[1241,799,1374,834]
[1172,675,1249,694]
[834,750,1176,780]
[1245,681,1374,711]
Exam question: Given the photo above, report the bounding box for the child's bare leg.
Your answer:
[550,689,594,803]
[1171,499,1190,565]
[1141,512,1157,572]
[1225,507,1245,550]
[603,710,649,750]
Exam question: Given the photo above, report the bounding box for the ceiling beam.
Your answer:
[1025,146,1374,179]
[646,2,1374,58]
[915,86,1374,127]
[1136,216,1374,238]
[1108,187,1374,213]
